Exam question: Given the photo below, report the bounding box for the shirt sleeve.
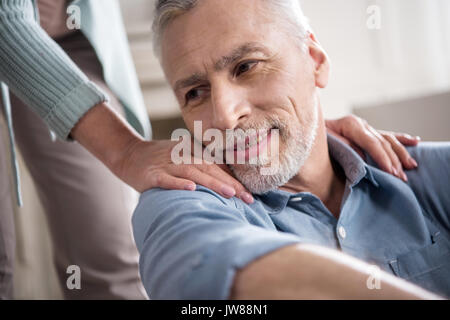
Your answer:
[132,187,302,299]
[0,0,108,139]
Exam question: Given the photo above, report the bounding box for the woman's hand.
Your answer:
[326,115,420,182]
[71,103,254,203]
[114,138,255,203]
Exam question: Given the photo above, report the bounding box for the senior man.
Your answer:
[133,0,450,299]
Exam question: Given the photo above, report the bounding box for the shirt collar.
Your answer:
[255,133,379,213]
[327,133,379,188]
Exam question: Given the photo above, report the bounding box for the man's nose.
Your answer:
[210,83,251,130]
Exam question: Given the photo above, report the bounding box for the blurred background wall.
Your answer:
[11,0,450,299]
[118,0,450,130]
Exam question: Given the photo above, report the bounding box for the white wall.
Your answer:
[301,0,450,118]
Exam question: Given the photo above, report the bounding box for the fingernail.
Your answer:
[221,185,236,198]
[415,136,421,141]
[392,166,399,176]
[409,158,418,168]
[402,172,408,182]
[185,184,196,191]
[241,192,254,204]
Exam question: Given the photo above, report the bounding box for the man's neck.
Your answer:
[279,123,346,219]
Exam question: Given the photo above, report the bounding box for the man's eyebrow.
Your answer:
[214,42,270,71]
[173,43,269,92]
[174,72,208,92]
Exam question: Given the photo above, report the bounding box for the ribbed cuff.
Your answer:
[44,80,109,140]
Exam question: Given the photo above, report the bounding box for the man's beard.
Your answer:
[229,104,319,195]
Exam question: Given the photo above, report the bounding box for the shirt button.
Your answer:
[291,196,303,202]
[338,226,347,239]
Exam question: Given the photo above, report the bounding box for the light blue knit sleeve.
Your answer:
[0,0,108,139]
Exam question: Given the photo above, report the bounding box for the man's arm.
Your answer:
[132,187,302,299]
[231,243,442,299]
[133,187,441,299]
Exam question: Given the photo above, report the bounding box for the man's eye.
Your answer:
[234,61,258,77]
[185,88,206,103]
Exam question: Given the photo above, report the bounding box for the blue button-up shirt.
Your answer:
[133,135,450,299]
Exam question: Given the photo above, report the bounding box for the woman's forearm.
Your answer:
[231,243,442,300]
[70,102,143,174]
[0,0,107,140]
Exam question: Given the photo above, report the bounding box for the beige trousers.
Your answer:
[0,116,15,299]
[0,31,147,299]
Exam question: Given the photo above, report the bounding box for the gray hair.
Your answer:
[152,0,311,57]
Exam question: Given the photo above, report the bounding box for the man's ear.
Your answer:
[307,33,330,88]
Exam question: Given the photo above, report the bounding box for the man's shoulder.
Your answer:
[367,141,450,179]
[134,185,241,222]
[406,141,450,163]
[365,141,450,207]
[138,185,235,208]
[404,142,450,231]
[132,186,245,250]
[364,141,450,236]
[404,141,450,186]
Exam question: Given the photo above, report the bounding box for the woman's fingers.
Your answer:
[150,171,197,191]
[325,115,419,181]
[391,132,421,146]
[365,125,407,181]
[381,133,419,170]
[171,165,254,204]
[197,164,254,203]
[345,125,394,174]
[327,128,366,159]
[327,115,395,174]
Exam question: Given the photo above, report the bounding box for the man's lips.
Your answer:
[223,129,273,161]
[220,128,273,152]
[235,129,270,151]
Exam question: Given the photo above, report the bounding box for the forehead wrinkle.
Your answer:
[214,42,271,71]
[173,42,271,92]
[174,72,208,92]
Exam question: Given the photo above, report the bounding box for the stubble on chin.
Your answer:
[229,107,319,195]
